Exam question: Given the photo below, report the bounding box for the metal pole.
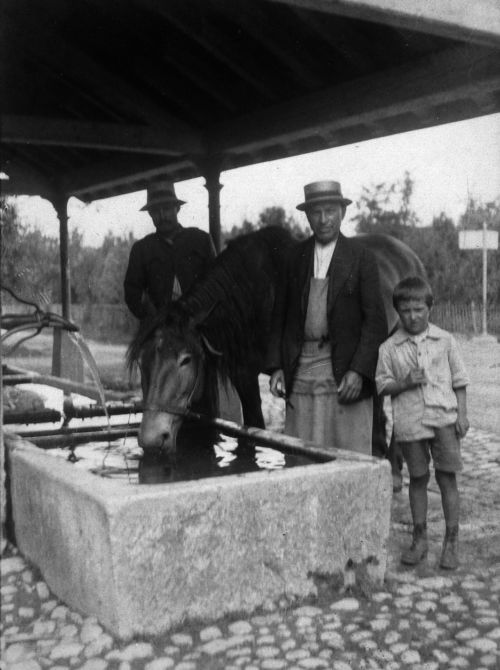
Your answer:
[482,221,488,337]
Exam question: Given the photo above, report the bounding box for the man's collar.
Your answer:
[155,224,183,245]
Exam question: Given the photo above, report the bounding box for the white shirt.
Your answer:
[313,238,337,278]
[376,323,469,441]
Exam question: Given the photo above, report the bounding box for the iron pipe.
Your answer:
[17,422,141,439]
[4,409,62,425]
[24,427,139,449]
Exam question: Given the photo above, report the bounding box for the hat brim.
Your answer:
[140,197,186,211]
[297,196,352,211]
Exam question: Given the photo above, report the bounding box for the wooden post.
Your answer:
[482,221,488,337]
[51,195,84,383]
[202,157,223,253]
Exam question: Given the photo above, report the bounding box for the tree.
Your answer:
[353,175,500,307]
[1,198,59,305]
[354,172,419,237]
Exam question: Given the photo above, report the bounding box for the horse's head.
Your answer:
[129,304,219,460]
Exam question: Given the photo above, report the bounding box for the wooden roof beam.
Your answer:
[212,46,500,154]
[0,159,58,201]
[212,0,323,90]
[58,157,194,201]
[145,0,280,100]
[2,115,203,156]
[292,8,374,73]
[6,5,195,132]
[267,0,500,49]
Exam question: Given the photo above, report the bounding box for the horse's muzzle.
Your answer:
[138,410,180,457]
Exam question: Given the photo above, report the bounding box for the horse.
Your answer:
[128,226,425,461]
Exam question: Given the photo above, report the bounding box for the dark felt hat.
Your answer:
[296,180,352,211]
[140,180,186,211]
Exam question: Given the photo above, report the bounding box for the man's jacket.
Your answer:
[265,233,388,400]
[124,227,215,320]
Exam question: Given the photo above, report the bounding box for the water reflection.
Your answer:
[47,429,315,485]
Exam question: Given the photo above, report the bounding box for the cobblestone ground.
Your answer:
[2,426,500,670]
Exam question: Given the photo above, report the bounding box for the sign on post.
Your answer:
[458,224,498,339]
[458,230,499,250]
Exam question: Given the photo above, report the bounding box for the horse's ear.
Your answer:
[200,334,222,357]
[190,300,220,327]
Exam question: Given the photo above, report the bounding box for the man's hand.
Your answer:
[270,369,286,399]
[338,370,362,403]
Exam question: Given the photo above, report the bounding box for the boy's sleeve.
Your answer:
[375,341,396,395]
[448,335,469,388]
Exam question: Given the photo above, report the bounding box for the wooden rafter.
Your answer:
[145,0,282,101]
[268,0,500,48]
[211,46,500,154]
[3,116,203,156]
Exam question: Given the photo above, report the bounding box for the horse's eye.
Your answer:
[179,354,192,367]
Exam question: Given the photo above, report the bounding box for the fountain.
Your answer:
[2,291,392,640]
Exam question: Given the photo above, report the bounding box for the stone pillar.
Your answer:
[202,157,223,254]
[51,195,83,383]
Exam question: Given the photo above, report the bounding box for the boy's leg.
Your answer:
[400,440,430,565]
[435,470,459,528]
[432,425,462,570]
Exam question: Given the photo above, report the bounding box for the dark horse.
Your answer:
[128,227,425,460]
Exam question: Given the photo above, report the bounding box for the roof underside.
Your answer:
[2,0,500,202]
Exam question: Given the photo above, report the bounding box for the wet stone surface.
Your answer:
[2,427,500,669]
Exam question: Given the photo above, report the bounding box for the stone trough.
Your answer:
[5,432,391,640]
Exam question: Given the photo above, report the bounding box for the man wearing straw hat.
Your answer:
[267,180,387,454]
[124,180,215,320]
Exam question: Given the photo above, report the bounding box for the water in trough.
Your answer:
[45,429,319,484]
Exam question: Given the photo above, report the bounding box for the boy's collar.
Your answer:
[394,323,441,345]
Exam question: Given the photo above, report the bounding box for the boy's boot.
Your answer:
[401,523,428,565]
[440,525,459,570]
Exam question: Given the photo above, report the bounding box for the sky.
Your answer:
[12,112,500,247]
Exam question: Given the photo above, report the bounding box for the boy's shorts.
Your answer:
[399,424,462,478]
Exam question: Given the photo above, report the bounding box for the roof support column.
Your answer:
[202,156,223,253]
[51,194,83,386]
[53,194,71,320]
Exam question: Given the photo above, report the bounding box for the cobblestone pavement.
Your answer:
[2,427,500,670]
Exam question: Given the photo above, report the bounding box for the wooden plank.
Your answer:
[269,0,500,48]
[212,46,500,154]
[3,115,203,156]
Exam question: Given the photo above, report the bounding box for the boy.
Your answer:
[376,277,469,569]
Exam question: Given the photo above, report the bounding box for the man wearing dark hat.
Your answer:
[266,181,387,454]
[124,180,216,320]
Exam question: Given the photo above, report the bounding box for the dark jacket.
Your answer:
[124,227,215,319]
[266,233,388,400]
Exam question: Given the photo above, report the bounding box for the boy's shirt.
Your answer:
[376,323,469,441]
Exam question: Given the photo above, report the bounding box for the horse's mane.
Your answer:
[127,226,295,388]
[184,226,293,384]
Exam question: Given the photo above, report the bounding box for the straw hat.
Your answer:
[296,180,352,211]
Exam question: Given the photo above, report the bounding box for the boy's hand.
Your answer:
[404,367,427,389]
[456,414,470,438]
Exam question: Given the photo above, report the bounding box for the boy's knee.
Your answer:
[409,473,430,487]
[435,469,457,484]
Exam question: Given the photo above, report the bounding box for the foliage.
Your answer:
[1,199,136,308]
[354,175,500,306]
[1,199,59,306]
